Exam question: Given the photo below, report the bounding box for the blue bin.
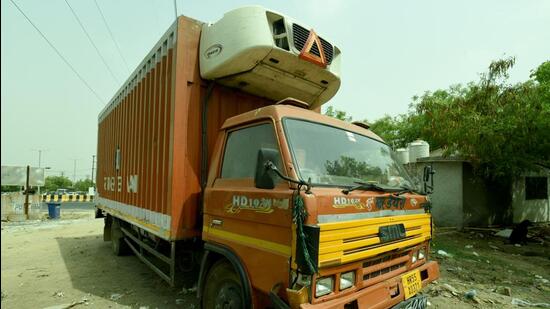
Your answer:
[47,203,61,219]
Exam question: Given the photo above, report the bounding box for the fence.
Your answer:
[42,194,95,203]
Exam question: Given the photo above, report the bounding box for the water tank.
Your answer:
[408,140,430,163]
[199,6,341,109]
[395,148,409,165]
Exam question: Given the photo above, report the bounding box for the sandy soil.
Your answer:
[2,212,549,309]
[1,211,197,309]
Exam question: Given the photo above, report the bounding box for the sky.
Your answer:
[2,0,549,180]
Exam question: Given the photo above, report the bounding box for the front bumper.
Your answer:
[301,261,439,309]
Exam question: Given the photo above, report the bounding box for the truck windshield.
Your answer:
[283,118,414,189]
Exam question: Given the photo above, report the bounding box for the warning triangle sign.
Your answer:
[299,29,327,68]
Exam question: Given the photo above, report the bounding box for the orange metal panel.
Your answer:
[97,16,275,240]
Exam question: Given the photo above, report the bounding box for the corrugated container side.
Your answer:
[96,16,273,240]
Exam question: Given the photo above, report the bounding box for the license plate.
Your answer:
[401,270,422,299]
[379,224,406,243]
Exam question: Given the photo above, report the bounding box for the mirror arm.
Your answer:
[265,161,311,193]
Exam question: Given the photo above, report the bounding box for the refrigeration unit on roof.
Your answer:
[199,6,341,110]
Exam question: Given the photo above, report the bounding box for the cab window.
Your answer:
[221,123,283,179]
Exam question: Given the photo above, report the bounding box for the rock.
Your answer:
[496,286,512,296]
[464,289,477,299]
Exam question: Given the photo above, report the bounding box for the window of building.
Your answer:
[525,177,548,200]
[221,123,283,179]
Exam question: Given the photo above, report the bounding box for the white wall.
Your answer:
[512,169,550,223]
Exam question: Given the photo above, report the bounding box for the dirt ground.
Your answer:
[1,211,197,309]
[1,212,549,309]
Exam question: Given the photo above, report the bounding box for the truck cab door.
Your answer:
[203,121,294,295]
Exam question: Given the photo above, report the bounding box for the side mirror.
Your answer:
[255,148,279,189]
[423,165,435,194]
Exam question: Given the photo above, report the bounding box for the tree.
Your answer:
[324,106,352,121]
[44,176,73,193]
[74,178,94,192]
[411,57,550,180]
[1,185,22,193]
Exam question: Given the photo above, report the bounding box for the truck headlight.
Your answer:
[419,247,426,260]
[315,276,334,297]
[411,251,418,263]
[340,271,355,290]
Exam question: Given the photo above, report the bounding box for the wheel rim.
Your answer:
[214,282,242,309]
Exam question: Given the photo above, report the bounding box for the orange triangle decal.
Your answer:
[299,29,327,68]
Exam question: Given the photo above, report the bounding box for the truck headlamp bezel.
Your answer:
[339,271,355,290]
[315,276,334,297]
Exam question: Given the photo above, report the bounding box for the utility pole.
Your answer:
[73,159,77,184]
[24,165,30,219]
[91,155,96,187]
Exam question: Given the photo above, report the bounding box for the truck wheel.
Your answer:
[111,218,129,256]
[202,260,243,309]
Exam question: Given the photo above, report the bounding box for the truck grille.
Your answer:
[292,23,333,64]
[317,213,432,267]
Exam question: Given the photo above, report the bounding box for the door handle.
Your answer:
[210,219,223,227]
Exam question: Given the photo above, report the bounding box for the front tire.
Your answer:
[202,260,244,309]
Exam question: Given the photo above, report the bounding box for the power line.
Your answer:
[93,0,130,74]
[64,0,120,84]
[8,0,104,105]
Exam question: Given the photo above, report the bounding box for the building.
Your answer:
[408,151,549,228]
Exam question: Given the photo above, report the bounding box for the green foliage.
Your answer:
[74,178,94,192]
[44,176,73,192]
[1,185,22,192]
[411,57,550,180]
[325,156,382,179]
[324,106,352,122]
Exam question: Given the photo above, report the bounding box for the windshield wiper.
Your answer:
[394,185,423,196]
[342,181,393,195]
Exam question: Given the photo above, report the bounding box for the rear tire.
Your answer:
[202,260,244,309]
[111,218,129,256]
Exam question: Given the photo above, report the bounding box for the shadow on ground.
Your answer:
[56,234,198,308]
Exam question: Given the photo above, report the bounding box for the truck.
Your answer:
[95,6,439,309]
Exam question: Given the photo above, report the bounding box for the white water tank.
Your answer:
[395,148,410,165]
[408,140,430,163]
[199,6,341,109]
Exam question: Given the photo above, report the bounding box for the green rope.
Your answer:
[293,187,317,274]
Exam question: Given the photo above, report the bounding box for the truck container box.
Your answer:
[96,16,273,240]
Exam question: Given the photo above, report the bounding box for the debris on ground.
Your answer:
[52,291,64,298]
[109,293,123,301]
[495,229,513,238]
[495,286,512,296]
[436,250,452,258]
[42,297,89,309]
[510,298,550,308]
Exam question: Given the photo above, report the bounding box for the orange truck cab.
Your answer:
[200,103,439,309]
[95,6,438,309]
